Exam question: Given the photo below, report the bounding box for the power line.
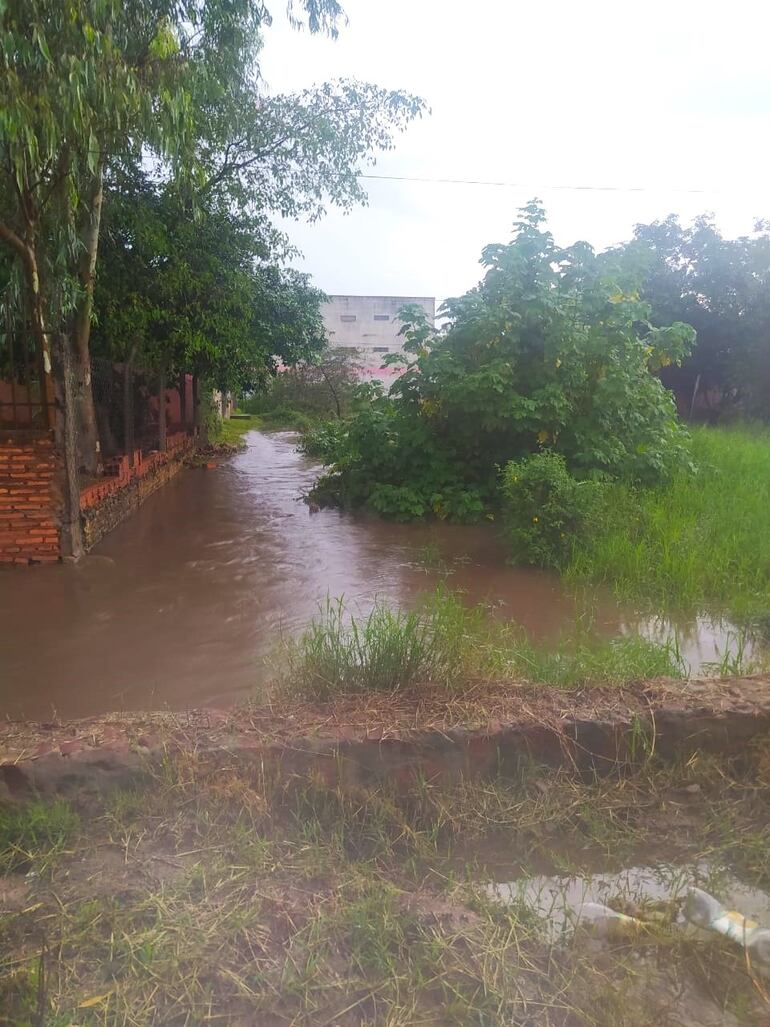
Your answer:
[357,172,736,196]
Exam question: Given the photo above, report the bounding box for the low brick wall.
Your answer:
[0,431,62,565]
[80,432,194,549]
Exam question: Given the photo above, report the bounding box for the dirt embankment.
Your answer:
[2,675,769,801]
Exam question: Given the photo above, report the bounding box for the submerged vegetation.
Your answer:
[3,743,770,1024]
[281,588,687,700]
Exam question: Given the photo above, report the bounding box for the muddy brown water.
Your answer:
[0,430,760,720]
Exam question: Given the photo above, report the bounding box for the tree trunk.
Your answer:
[0,223,83,555]
[72,166,105,476]
[192,374,206,443]
[0,224,52,389]
[52,332,84,559]
[319,365,342,418]
[689,373,701,420]
[158,371,167,452]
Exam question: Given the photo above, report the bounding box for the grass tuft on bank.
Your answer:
[567,425,770,620]
[281,588,686,700]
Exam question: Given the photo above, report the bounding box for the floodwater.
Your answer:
[0,430,761,720]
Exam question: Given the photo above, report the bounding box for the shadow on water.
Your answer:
[0,430,763,719]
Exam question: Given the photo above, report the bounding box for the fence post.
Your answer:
[158,370,167,452]
[192,374,200,436]
[123,360,135,467]
[179,371,187,429]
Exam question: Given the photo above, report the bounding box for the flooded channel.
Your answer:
[0,430,760,720]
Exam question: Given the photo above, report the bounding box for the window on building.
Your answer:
[373,347,389,353]
[373,314,390,321]
[340,314,356,322]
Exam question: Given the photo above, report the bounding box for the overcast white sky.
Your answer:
[261,0,770,305]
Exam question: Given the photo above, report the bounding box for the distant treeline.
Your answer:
[610,216,770,420]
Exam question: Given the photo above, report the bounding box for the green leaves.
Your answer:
[312,202,696,523]
[0,0,422,451]
[501,452,606,569]
[148,17,179,60]
[93,174,327,387]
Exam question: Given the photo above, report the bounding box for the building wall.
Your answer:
[0,431,62,565]
[321,295,436,357]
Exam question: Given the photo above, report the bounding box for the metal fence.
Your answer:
[0,313,51,429]
[91,358,195,463]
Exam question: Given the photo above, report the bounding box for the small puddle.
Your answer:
[486,862,770,1025]
[487,862,770,943]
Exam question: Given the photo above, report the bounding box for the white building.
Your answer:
[321,295,436,362]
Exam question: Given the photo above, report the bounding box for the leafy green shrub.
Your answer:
[366,483,485,523]
[263,405,313,430]
[501,452,605,569]
[308,402,492,522]
[309,203,695,522]
[299,419,350,460]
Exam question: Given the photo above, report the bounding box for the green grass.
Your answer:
[211,409,319,449]
[0,798,79,873]
[281,588,686,700]
[211,413,262,447]
[568,425,770,619]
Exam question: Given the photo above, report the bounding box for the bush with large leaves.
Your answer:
[312,203,695,522]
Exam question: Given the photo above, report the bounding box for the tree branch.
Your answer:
[0,221,31,265]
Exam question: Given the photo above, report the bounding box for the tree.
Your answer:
[0,0,423,474]
[93,171,328,398]
[613,216,770,419]
[251,347,364,419]
[312,203,695,522]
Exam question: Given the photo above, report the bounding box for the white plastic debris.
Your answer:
[576,901,647,940]
[685,887,770,966]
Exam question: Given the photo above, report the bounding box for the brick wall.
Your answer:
[80,432,193,550]
[0,432,62,565]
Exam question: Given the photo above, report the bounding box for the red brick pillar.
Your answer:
[0,432,62,564]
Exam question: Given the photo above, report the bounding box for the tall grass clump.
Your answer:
[568,425,770,619]
[282,590,478,699]
[281,589,686,699]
